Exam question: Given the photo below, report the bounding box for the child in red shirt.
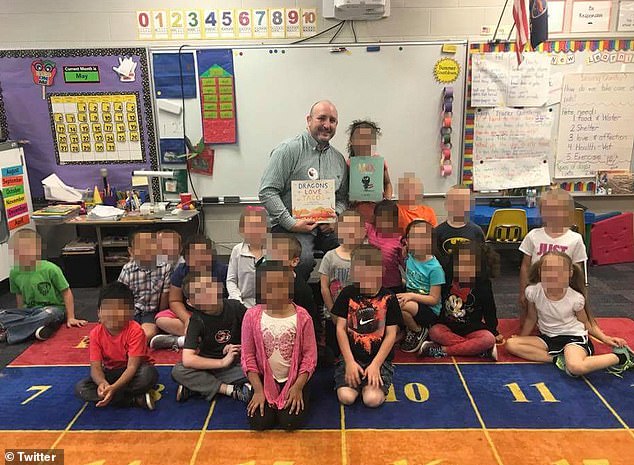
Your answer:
[75,282,158,409]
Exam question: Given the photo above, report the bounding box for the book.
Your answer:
[291,179,336,224]
[349,156,384,202]
[596,170,634,195]
[33,204,80,217]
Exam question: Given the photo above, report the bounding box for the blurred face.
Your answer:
[352,261,382,293]
[398,177,422,205]
[260,270,293,308]
[99,299,132,333]
[540,254,571,295]
[157,232,181,264]
[407,223,433,257]
[130,232,155,268]
[350,126,376,157]
[446,188,472,219]
[242,213,268,245]
[337,215,365,246]
[456,251,477,283]
[267,239,298,268]
[541,197,571,229]
[12,237,40,269]
[307,102,338,145]
[189,277,222,313]
[187,243,213,271]
[375,210,398,234]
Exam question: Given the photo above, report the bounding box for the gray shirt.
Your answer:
[259,130,349,230]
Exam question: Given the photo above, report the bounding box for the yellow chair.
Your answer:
[485,209,528,243]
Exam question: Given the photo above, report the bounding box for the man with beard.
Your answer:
[259,100,349,281]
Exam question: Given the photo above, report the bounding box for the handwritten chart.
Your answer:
[473,107,552,190]
[555,73,634,178]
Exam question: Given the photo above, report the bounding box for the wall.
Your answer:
[1,0,632,251]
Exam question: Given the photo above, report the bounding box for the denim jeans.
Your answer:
[0,306,66,344]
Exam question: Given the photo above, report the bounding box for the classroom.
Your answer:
[0,1,633,464]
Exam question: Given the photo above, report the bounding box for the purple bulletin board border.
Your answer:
[0,47,159,200]
[46,91,146,165]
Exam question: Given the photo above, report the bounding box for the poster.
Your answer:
[197,49,237,144]
[571,1,612,32]
[49,93,143,164]
[349,156,384,202]
[291,179,336,224]
[596,170,634,194]
[1,165,30,230]
[618,1,634,31]
[162,168,188,195]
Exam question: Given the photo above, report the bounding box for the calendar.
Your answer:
[48,93,144,164]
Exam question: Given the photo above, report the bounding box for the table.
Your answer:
[68,210,200,286]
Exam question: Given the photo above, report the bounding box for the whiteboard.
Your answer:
[151,42,467,199]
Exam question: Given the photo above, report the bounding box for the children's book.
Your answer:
[291,179,336,223]
[349,156,384,202]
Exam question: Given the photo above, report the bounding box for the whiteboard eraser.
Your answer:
[203,196,219,204]
[223,196,240,204]
[157,100,183,115]
[366,46,380,52]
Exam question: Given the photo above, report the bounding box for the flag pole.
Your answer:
[507,23,515,41]
[492,0,510,42]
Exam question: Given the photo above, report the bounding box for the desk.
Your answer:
[68,210,200,286]
[472,206,595,229]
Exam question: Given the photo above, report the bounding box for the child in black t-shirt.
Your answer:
[332,245,403,408]
[420,241,500,360]
[171,274,252,403]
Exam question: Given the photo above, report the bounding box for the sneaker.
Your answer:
[35,324,57,341]
[480,345,498,361]
[150,334,180,351]
[418,340,437,356]
[231,383,254,403]
[419,342,446,358]
[553,354,578,378]
[607,346,634,378]
[134,391,155,410]
[176,384,192,403]
[400,327,428,353]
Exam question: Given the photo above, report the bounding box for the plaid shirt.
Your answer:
[118,260,172,316]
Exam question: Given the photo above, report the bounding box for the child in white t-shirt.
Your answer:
[506,251,633,378]
[519,188,587,325]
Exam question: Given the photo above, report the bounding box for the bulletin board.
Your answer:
[463,39,634,193]
[152,42,468,200]
[0,48,157,199]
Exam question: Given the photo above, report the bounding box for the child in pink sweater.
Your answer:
[241,260,317,430]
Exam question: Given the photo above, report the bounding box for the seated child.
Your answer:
[0,229,85,344]
[420,242,499,359]
[268,233,318,325]
[397,172,437,234]
[346,120,393,223]
[333,245,402,408]
[241,261,317,431]
[227,206,268,308]
[171,274,252,402]
[152,234,227,349]
[75,282,158,409]
[156,229,183,268]
[365,200,405,293]
[507,251,633,378]
[434,184,485,273]
[398,220,446,353]
[118,229,171,340]
[519,187,587,325]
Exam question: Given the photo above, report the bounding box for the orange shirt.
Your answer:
[398,204,438,233]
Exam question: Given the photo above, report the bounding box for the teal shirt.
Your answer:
[405,254,445,315]
[10,260,69,307]
[259,130,349,230]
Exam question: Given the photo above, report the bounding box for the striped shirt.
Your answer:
[259,130,349,230]
[118,260,171,316]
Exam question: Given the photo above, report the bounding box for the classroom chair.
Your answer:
[570,207,588,286]
[485,209,528,247]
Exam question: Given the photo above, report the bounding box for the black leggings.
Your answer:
[248,383,311,431]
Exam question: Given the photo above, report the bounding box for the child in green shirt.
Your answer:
[0,229,85,344]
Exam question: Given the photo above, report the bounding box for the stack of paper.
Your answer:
[41,174,83,202]
[87,205,125,221]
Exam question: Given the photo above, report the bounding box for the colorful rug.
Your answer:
[1,319,633,465]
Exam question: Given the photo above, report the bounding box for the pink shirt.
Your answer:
[241,304,317,409]
[365,223,404,288]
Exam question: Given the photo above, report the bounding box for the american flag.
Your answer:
[513,0,529,64]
